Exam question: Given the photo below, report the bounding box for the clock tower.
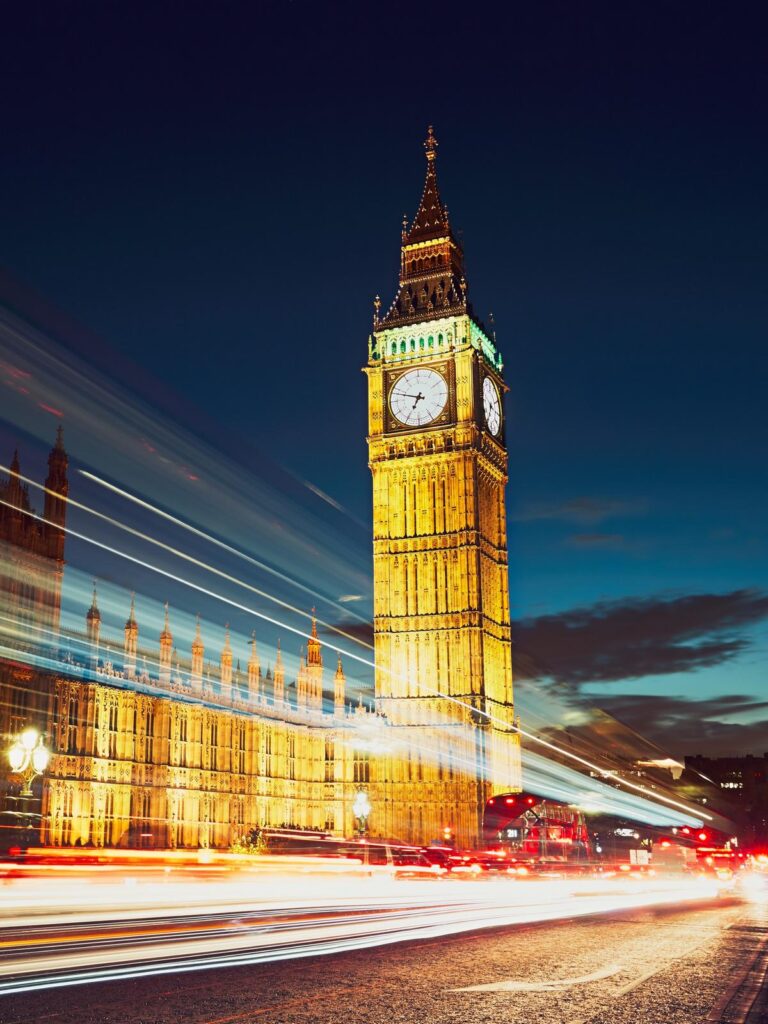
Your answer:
[365,129,521,846]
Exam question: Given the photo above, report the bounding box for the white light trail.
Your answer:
[0,490,712,825]
[0,870,723,995]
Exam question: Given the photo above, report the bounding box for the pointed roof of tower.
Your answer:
[87,580,101,623]
[47,425,68,473]
[248,630,260,671]
[221,623,232,661]
[404,126,451,244]
[125,592,137,631]
[192,612,204,654]
[160,601,172,643]
[307,608,322,666]
[378,128,470,330]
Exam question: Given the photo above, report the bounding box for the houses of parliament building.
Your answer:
[0,130,521,850]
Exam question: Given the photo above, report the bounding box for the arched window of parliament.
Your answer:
[108,703,118,759]
[145,707,154,762]
[67,696,79,754]
[210,719,218,771]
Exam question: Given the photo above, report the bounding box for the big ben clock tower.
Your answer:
[365,129,521,846]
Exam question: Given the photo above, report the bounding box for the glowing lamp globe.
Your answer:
[8,742,25,773]
[20,727,39,751]
[32,741,50,774]
[353,792,371,819]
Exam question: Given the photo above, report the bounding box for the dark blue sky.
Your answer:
[2,2,767,754]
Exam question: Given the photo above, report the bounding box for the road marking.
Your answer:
[452,963,623,992]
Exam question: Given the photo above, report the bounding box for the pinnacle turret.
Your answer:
[307,608,322,667]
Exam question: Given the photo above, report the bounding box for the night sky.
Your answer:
[2,3,767,756]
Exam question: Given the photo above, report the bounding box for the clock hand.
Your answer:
[411,392,425,410]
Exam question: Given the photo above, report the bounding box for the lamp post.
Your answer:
[352,789,371,838]
[8,728,50,798]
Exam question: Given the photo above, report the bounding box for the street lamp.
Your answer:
[353,789,371,837]
[8,728,50,797]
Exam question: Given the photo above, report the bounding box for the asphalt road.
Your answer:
[4,896,767,1024]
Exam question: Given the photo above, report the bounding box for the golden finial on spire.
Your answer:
[424,125,438,162]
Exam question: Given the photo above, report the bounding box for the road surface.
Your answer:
[1,885,766,1023]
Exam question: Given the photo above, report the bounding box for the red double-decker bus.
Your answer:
[483,792,593,863]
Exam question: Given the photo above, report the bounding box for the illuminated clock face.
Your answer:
[390,368,448,427]
[483,377,501,436]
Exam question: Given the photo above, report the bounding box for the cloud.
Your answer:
[593,693,768,757]
[513,496,646,525]
[338,594,363,603]
[514,589,768,686]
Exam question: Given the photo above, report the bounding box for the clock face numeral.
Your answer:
[483,377,501,436]
[390,368,448,427]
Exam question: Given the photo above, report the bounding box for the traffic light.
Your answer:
[442,826,454,846]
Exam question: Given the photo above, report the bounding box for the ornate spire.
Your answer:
[160,601,172,643]
[124,592,138,678]
[379,128,467,330]
[158,602,172,683]
[86,580,101,670]
[334,652,346,713]
[86,580,100,623]
[220,623,233,693]
[404,126,450,244]
[307,608,322,667]
[126,592,137,630]
[44,427,68,558]
[192,613,204,654]
[191,613,204,690]
[248,630,260,696]
[46,426,68,478]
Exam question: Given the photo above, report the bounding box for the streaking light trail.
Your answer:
[0,866,724,995]
[0,489,709,826]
